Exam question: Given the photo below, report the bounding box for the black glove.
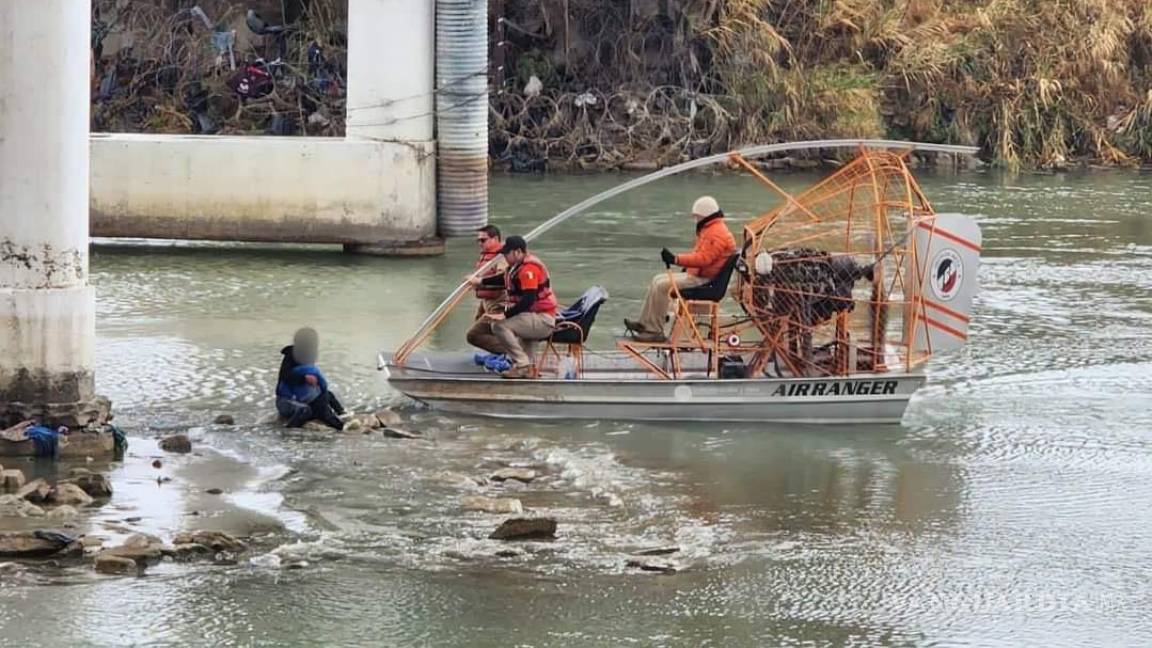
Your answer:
[660,248,676,267]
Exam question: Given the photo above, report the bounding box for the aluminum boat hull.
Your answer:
[381,352,924,424]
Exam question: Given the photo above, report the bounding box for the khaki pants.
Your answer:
[638,272,709,333]
[493,311,556,367]
[466,302,507,354]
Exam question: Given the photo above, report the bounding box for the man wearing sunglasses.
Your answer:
[465,225,509,354]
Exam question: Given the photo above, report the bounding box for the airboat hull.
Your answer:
[381,352,924,424]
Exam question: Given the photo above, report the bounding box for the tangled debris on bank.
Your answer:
[92,0,1152,170]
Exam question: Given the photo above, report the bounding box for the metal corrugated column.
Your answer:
[436,0,489,236]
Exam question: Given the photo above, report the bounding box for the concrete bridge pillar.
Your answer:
[0,1,108,427]
[346,0,435,143]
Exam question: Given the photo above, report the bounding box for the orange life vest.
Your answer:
[506,254,558,315]
[474,239,505,300]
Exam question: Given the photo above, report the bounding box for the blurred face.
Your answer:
[476,232,493,246]
[504,249,525,264]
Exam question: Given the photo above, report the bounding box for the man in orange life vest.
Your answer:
[465,225,509,354]
[625,196,737,342]
[468,235,558,378]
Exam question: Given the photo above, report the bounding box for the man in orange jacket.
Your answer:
[465,225,509,354]
[625,196,737,342]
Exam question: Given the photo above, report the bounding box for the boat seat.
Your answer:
[666,254,741,376]
[536,286,608,378]
[679,253,740,302]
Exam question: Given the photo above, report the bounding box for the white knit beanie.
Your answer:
[692,196,720,217]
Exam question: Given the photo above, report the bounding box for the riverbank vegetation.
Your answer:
[91,0,1152,170]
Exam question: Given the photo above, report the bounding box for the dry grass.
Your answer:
[94,0,1152,168]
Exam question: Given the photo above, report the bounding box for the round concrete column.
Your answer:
[345,0,435,142]
[0,1,105,427]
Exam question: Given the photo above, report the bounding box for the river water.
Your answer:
[2,168,1152,646]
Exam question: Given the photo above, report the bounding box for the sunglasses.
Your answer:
[476,236,489,243]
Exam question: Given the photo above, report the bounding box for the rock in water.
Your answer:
[159,434,192,453]
[374,408,402,427]
[167,543,213,560]
[16,478,53,503]
[1,469,26,493]
[634,546,680,557]
[94,554,139,575]
[626,557,679,574]
[488,517,557,541]
[51,483,95,507]
[461,496,524,514]
[381,427,422,439]
[101,533,165,563]
[171,530,246,553]
[341,418,364,433]
[301,420,331,432]
[64,472,113,498]
[255,412,281,425]
[489,468,537,484]
[48,505,78,521]
[0,531,71,557]
[214,414,235,425]
[0,494,45,518]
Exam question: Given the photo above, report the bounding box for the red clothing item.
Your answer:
[675,214,737,278]
[506,254,558,315]
[474,238,505,300]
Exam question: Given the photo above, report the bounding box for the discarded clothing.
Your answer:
[473,352,513,374]
[108,424,129,458]
[25,426,60,457]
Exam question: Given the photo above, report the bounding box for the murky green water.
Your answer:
[3,168,1152,646]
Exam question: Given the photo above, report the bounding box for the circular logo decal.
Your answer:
[930,249,963,301]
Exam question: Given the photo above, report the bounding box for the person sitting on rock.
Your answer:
[275,327,345,429]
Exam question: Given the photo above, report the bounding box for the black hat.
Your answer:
[499,235,527,254]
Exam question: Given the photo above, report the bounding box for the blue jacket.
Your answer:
[276,345,329,401]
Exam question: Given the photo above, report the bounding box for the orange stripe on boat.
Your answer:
[917,222,982,253]
[924,299,971,323]
[924,316,968,340]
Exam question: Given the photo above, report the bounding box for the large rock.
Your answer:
[159,434,192,453]
[0,494,45,518]
[16,478,53,504]
[381,427,422,439]
[64,472,113,498]
[213,414,235,426]
[626,557,679,574]
[94,554,140,575]
[101,533,165,563]
[488,517,557,541]
[1,469,26,493]
[0,531,77,557]
[166,543,214,560]
[171,530,246,553]
[50,483,94,507]
[375,408,402,427]
[47,505,79,521]
[489,468,537,484]
[461,496,523,514]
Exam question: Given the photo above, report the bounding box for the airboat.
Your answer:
[380,139,983,424]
